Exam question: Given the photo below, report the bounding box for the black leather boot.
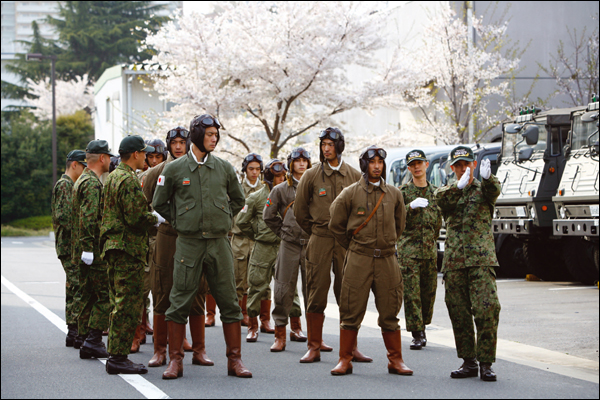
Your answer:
[80,329,109,359]
[450,357,478,378]
[409,331,423,350]
[421,330,427,347]
[66,325,78,347]
[73,332,88,349]
[106,354,148,375]
[480,362,497,381]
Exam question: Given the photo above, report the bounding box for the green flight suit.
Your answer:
[72,168,111,335]
[397,181,442,332]
[152,151,245,325]
[231,178,263,300]
[100,162,158,355]
[435,175,502,364]
[51,174,82,326]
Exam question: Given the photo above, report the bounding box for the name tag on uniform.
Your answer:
[319,188,327,197]
[182,178,191,186]
[357,207,366,216]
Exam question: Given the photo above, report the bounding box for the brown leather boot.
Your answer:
[331,329,357,375]
[148,314,167,367]
[259,300,275,333]
[140,312,147,344]
[300,313,322,363]
[183,335,192,352]
[290,317,307,342]
[246,317,259,342]
[382,330,413,375]
[162,321,186,379]
[320,340,333,352]
[144,310,153,335]
[189,315,214,366]
[130,323,146,353]
[223,321,252,378]
[241,294,250,327]
[353,342,373,363]
[205,294,216,327]
[270,325,286,352]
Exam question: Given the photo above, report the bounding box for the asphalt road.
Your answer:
[1,236,598,399]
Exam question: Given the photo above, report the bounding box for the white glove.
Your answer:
[81,251,94,265]
[410,198,429,209]
[152,210,166,227]
[480,158,491,180]
[457,167,471,190]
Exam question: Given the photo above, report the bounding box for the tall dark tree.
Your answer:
[6,1,169,84]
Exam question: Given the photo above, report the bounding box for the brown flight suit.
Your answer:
[329,178,406,332]
[294,161,361,313]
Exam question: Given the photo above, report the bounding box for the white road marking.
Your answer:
[549,287,598,291]
[496,279,527,283]
[323,301,599,384]
[1,275,170,400]
[11,241,24,244]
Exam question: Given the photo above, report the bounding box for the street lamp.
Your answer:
[26,53,58,184]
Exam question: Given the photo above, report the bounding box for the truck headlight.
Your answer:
[529,206,536,220]
[559,206,566,219]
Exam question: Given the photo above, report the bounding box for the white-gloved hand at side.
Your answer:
[480,158,492,180]
[410,197,429,209]
[81,251,94,265]
[152,210,165,227]
[457,167,471,190]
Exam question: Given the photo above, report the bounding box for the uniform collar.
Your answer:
[323,160,347,177]
[117,162,136,175]
[187,150,214,172]
[359,176,389,194]
[61,174,73,183]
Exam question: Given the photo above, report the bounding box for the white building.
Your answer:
[93,64,174,152]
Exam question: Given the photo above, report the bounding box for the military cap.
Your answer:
[86,139,116,157]
[66,150,87,167]
[449,145,475,165]
[406,149,427,165]
[119,135,155,154]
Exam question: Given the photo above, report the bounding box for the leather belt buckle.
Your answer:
[373,249,382,258]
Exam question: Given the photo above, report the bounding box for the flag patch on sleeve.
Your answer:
[266,198,272,207]
[157,175,165,186]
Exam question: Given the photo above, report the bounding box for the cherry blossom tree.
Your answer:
[142,1,415,162]
[27,74,94,120]
[397,6,520,145]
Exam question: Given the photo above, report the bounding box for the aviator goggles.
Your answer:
[291,149,311,160]
[365,148,387,160]
[167,127,189,139]
[319,127,342,141]
[194,115,221,129]
[151,145,166,154]
[270,162,286,174]
[244,153,263,163]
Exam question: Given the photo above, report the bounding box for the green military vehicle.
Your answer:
[492,105,587,281]
[551,99,599,285]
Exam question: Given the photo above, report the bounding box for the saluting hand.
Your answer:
[457,167,471,190]
[410,197,429,209]
[480,159,492,180]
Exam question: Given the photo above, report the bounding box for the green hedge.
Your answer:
[7,215,53,230]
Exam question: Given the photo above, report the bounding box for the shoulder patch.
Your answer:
[157,175,165,186]
[266,198,272,207]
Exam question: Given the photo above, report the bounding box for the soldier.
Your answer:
[329,146,412,376]
[51,150,87,347]
[208,153,264,327]
[146,138,167,168]
[142,126,212,369]
[72,139,114,358]
[397,150,443,350]
[100,135,162,374]
[153,114,251,379]
[263,148,312,352]
[236,159,289,342]
[294,127,371,364]
[435,146,501,382]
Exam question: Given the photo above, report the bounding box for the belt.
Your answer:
[350,246,396,258]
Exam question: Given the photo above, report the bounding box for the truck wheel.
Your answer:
[496,236,527,278]
[563,238,599,285]
[523,239,573,281]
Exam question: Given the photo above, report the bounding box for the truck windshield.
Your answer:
[502,124,548,159]
[571,114,598,150]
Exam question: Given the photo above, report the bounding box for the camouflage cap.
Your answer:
[119,135,155,154]
[66,150,87,166]
[450,145,475,165]
[86,139,116,157]
[406,149,427,165]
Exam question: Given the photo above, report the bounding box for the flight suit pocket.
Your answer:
[391,282,404,316]
[311,185,331,222]
[175,201,197,234]
[248,261,270,287]
[173,250,198,292]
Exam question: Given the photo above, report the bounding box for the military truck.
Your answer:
[551,99,599,284]
[492,105,587,281]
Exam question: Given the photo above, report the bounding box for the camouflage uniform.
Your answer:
[100,162,158,356]
[51,174,82,326]
[231,179,263,300]
[397,181,442,332]
[72,168,111,335]
[435,176,502,364]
